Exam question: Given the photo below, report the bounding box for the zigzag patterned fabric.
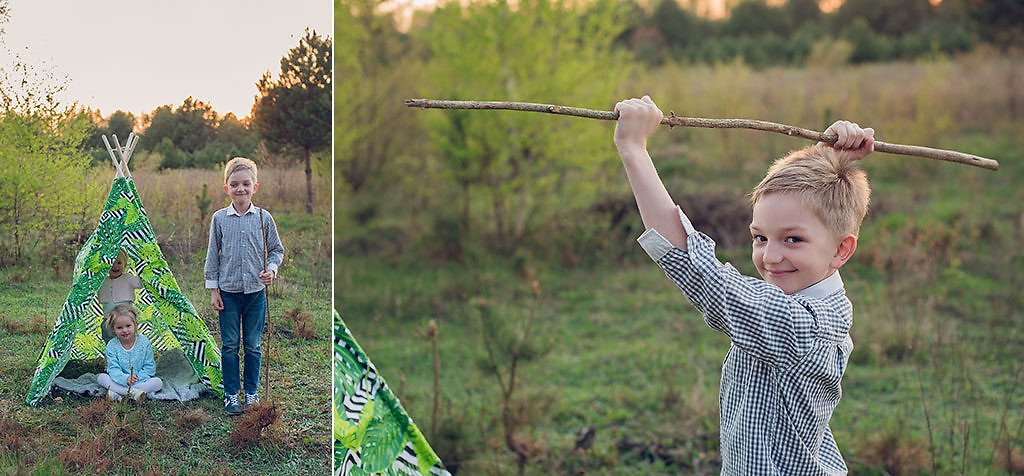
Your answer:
[26,176,223,406]
[334,310,451,476]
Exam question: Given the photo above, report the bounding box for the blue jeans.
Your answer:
[218,289,266,395]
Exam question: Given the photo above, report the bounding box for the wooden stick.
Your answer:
[258,206,272,403]
[405,99,999,171]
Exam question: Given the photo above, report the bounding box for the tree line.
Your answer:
[622,0,1014,66]
[84,100,258,170]
[0,23,331,264]
[85,29,331,179]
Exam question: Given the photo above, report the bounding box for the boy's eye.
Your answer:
[752,235,767,243]
[785,236,803,243]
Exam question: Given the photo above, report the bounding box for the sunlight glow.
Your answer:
[1,0,330,118]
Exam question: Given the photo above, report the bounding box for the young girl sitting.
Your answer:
[96,303,162,402]
[97,249,144,342]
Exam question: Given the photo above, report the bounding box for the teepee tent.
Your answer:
[334,310,451,476]
[26,133,223,406]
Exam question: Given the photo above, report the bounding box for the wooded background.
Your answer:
[336,0,1023,474]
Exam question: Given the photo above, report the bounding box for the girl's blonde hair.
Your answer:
[106,303,140,332]
[751,145,871,238]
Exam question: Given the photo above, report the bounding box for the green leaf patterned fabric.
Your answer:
[26,176,223,406]
[334,310,451,476]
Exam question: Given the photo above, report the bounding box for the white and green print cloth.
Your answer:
[334,310,450,476]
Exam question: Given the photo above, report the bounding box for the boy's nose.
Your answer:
[763,243,784,264]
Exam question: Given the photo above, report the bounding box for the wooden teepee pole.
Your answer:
[404,99,999,171]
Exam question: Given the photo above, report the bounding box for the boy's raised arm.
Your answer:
[614,95,688,249]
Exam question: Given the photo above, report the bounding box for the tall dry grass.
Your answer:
[637,47,1023,180]
[78,167,329,262]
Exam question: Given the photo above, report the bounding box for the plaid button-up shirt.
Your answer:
[638,208,852,475]
[204,204,284,294]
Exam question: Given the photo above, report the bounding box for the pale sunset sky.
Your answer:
[1,0,331,118]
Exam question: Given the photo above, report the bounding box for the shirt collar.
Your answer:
[226,203,256,216]
[795,270,844,299]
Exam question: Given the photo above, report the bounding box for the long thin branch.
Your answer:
[405,99,999,171]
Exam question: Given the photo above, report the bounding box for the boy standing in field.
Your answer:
[614,95,873,474]
[205,157,284,415]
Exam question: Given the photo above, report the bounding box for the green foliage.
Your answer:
[609,0,1002,66]
[253,29,332,214]
[107,110,136,140]
[334,0,363,190]
[141,98,216,153]
[129,99,256,170]
[194,183,212,223]
[0,60,97,264]
[834,0,935,37]
[216,112,256,151]
[253,29,332,156]
[652,0,708,51]
[154,136,188,169]
[475,284,554,473]
[173,97,217,153]
[335,0,426,247]
[963,0,1024,46]
[843,17,888,63]
[421,0,632,252]
[724,0,792,38]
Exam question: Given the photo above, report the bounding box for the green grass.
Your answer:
[336,132,1024,475]
[0,212,330,475]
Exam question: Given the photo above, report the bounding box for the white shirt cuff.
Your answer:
[636,206,696,262]
[205,280,218,289]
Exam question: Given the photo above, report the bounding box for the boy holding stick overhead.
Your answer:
[615,95,873,474]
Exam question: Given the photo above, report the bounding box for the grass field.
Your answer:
[0,169,332,475]
[336,128,1024,475]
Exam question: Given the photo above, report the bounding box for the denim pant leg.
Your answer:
[241,289,266,394]
[218,291,243,395]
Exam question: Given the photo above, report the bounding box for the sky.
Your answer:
[1,0,331,118]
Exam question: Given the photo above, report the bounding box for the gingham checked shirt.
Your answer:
[638,207,852,476]
[204,204,284,294]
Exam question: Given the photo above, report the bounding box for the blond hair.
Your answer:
[751,145,871,238]
[106,303,139,332]
[223,157,258,184]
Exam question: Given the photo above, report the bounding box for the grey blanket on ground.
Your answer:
[51,349,205,402]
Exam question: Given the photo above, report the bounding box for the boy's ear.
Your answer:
[224,184,229,194]
[253,182,259,192]
[830,234,857,269]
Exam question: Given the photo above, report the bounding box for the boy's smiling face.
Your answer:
[750,192,854,294]
[224,169,258,212]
